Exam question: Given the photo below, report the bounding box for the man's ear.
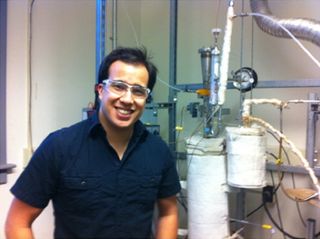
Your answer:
[96,84,104,100]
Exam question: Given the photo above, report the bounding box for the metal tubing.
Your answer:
[306,218,316,239]
[266,162,320,176]
[306,93,319,168]
[198,47,213,137]
[174,79,320,92]
[235,189,246,234]
[112,0,117,49]
[210,46,220,105]
[168,0,178,153]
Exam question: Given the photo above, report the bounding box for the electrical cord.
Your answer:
[27,0,35,154]
[246,167,284,218]
[267,139,307,228]
[263,200,304,239]
[264,170,320,238]
[246,139,286,219]
[270,171,287,239]
[268,117,307,228]
[177,191,188,213]
[265,171,304,239]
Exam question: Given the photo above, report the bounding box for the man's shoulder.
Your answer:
[144,131,168,147]
[45,118,93,145]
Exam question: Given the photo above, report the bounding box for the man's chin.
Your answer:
[113,121,134,129]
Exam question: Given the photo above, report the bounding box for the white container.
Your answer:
[226,126,267,188]
[186,135,229,239]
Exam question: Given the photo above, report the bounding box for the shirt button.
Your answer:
[81,180,86,185]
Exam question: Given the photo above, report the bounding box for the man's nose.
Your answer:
[119,89,134,103]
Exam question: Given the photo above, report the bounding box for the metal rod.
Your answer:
[306,93,318,167]
[168,0,178,153]
[95,0,106,82]
[112,0,117,49]
[306,218,316,239]
[0,0,8,184]
[175,79,320,92]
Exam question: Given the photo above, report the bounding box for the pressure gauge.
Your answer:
[233,67,258,92]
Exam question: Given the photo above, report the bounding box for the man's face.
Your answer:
[98,60,149,130]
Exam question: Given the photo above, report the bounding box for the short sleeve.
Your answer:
[157,149,181,199]
[11,133,60,208]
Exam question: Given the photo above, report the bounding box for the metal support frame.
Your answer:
[95,0,106,83]
[0,0,7,183]
[306,218,316,239]
[111,0,117,50]
[306,93,319,168]
[175,79,320,92]
[267,92,319,176]
[266,162,320,176]
[0,0,15,184]
[168,0,178,154]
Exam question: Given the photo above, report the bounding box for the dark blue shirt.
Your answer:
[11,114,181,239]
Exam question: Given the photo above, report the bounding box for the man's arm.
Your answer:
[155,195,179,239]
[5,197,43,239]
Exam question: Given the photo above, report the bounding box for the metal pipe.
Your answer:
[96,0,106,82]
[199,48,213,138]
[306,218,316,239]
[0,0,8,184]
[168,0,178,153]
[306,93,319,168]
[112,0,117,49]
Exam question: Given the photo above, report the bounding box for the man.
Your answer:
[5,47,181,239]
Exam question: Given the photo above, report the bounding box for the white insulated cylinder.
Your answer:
[226,126,267,188]
[186,135,229,239]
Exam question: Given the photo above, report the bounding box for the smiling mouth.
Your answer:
[116,108,133,115]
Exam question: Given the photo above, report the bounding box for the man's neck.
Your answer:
[99,114,134,160]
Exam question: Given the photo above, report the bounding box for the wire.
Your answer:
[119,1,140,47]
[263,200,304,239]
[230,218,272,231]
[176,106,187,176]
[214,0,222,29]
[27,0,35,154]
[278,106,306,228]
[246,165,284,219]
[177,191,188,213]
[270,171,286,239]
[290,173,307,228]
[267,149,307,228]
[117,2,189,93]
[157,75,184,92]
[267,130,292,165]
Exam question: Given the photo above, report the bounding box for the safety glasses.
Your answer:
[102,79,150,100]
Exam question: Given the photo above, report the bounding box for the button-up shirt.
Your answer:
[11,114,181,239]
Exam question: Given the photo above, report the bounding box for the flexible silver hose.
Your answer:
[250,0,320,47]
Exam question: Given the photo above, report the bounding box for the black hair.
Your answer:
[97,46,158,91]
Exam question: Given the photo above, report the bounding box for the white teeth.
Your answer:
[118,109,131,115]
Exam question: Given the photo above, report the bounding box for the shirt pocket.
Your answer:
[120,175,161,202]
[138,175,162,202]
[57,176,101,212]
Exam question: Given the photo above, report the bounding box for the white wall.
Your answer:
[1,0,95,238]
[1,0,320,239]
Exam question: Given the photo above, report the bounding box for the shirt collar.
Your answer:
[87,111,147,140]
